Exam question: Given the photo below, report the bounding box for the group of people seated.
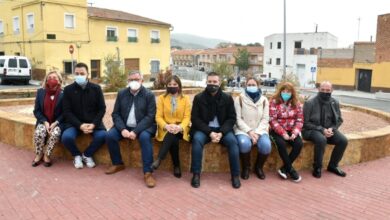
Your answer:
[32,62,348,189]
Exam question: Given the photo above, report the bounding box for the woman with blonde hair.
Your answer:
[269,82,304,182]
[151,75,191,178]
[32,70,64,167]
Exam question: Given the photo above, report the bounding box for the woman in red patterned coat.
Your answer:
[269,82,303,183]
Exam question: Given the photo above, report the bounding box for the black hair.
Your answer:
[75,62,89,73]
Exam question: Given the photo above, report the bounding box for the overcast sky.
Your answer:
[93,0,390,47]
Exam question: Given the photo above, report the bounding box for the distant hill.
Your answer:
[171,33,229,49]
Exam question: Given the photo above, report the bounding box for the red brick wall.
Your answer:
[317,58,354,68]
[376,14,390,62]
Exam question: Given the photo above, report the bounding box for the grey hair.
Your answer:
[320,81,333,88]
[128,71,143,79]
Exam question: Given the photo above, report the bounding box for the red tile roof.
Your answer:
[88,7,171,27]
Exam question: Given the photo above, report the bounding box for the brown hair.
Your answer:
[272,82,299,107]
[245,76,260,87]
[164,75,183,97]
[42,70,63,89]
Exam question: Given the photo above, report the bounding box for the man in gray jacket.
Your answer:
[105,71,157,188]
[302,81,348,178]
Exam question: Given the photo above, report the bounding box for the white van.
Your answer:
[0,56,32,85]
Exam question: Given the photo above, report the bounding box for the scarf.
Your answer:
[43,88,61,124]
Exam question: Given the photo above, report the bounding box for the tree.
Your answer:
[246,42,262,47]
[234,48,250,75]
[103,54,127,92]
[216,42,230,48]
[212,61,234,89]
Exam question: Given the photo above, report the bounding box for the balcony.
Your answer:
[106,36,118,42]
[294,48,318,55]
[151,38,160,43]
[128,37,138,43]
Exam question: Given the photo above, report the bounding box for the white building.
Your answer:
[263,32,337,87]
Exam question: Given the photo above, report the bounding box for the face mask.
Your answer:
[129,81,141,91]
[246,86,258,94]
[206,84,219,94]
[167,86,179,94]
[46,79,59,90]
[75,75,87,86]
[281,92,292,102]
[319,92,331,101]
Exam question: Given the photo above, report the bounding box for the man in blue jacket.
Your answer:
[105,71,157,188]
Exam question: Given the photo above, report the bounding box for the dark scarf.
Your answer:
[43,88,61,124]
[204,88,222,121]
[246,90,261,103]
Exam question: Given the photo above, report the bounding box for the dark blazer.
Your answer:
[62,82,106,130]
[112,86,156,135]
[190,89,236,135]
[302,95,343,138]
[33,88,64,130]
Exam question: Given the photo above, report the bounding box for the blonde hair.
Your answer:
[42,70,63,88]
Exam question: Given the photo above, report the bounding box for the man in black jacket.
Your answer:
[104,71,157,188]
[61,62,107,169]
[302,81,348,178]
[190,72,241,189]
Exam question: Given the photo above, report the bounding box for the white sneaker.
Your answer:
[73,155,83,169]
[82,154,96,168]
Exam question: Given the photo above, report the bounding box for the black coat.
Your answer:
[62,82,106,130]
[33,88,64,130]
[190,89,236,135]
[302,95,343,138]
[111,86,156,135]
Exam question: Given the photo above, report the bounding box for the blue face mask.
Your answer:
[281,92,291,102]
[246,86,258,93]
[75,75,87,86]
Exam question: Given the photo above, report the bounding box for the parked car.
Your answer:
[0,56,32,85]
[263,78,279,87]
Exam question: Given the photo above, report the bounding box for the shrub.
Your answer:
[103,54,127,92]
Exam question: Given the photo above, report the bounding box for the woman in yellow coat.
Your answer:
[151,75,191,178]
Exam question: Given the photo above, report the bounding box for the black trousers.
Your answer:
[158,132,183,167]
[270,131,303,172]
[303,130,348,169]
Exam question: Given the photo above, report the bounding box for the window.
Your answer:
[64,13,75,29]
[47,34,56,39]
[266,58,272,65]
[13,16,20,34]
[0,52,4,56]
[294,41,302,49]
[127,28,138,42]
[0,59,5,67]
[106,27,118,41]
[26,13,34,32]
[276,58,281,65]
[150,60,160,74]
[270,42,272,49]
[150,30,160,43]
[19,59,28,68]
[64,60,76,74]
[0,20,4,35]
[8,59,17,68]
[277,42,281,49]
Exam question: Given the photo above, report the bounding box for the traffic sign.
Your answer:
[69,45,74,54]
[310,66,317,73]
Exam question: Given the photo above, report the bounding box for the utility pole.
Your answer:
[357,17,361,41]
[283,0,286,80]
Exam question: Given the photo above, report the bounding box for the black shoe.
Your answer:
[31,160,41,167]
[231,176,241,189]
[150,159,161,170]
[191,174,200,188]
[327,166,346,177]
[43,161,52,167]
[288,168,302,183]
[277,166,288,179]
[241,167,250,180]
[173,166,182,178]
[254,153,268,180]
[312,167,322,178]
[255,167,265,180]
[240,152,251,180]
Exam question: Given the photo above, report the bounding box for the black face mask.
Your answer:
[167,87,179,94]
[319,92,331,101]
[206,84,219,94]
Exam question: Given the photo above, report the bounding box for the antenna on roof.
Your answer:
[314,23,318,33]
[88,2,94,7]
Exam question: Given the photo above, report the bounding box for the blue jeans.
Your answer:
[61,127,107,157]
[106,127,153,173]
[236,134,272,155]
[191,130,240,176]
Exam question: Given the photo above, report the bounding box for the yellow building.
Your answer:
[0,0,171,80]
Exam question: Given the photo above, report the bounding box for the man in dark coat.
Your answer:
[302,81,348,178]
[190,72,241,189]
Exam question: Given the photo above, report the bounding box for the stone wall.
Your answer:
[376,13,390,63]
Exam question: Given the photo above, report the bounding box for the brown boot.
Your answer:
[240,152,251,180]
[105,164,125,175]
[144,172,156,188]
[254,153,268,179]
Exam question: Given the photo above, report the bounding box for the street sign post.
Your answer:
[69,45,74,74]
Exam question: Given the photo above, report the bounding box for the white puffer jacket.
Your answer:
[233,92,269,136]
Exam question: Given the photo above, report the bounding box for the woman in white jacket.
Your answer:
[234,77,271,180]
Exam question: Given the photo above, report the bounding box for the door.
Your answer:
[296,64,306,87]
[90,60,101,79]
[18,58,30,76]
[357,69,372,92]
[6,58,18,76]
[124,58,140,74]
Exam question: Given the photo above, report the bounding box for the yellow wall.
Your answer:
[373,62,390,88]
[316,67,355,86]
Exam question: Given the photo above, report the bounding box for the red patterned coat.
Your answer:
[269,99,304,137]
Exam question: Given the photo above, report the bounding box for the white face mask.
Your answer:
[128,81,141,91]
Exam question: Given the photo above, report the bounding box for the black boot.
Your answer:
[240,152,251,180]
[254,153,268,179]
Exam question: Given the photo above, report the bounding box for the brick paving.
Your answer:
[0,142,389,220]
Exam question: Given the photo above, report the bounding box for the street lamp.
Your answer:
[283,0,287,80]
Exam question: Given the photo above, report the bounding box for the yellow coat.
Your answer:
[155,93,191,141]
